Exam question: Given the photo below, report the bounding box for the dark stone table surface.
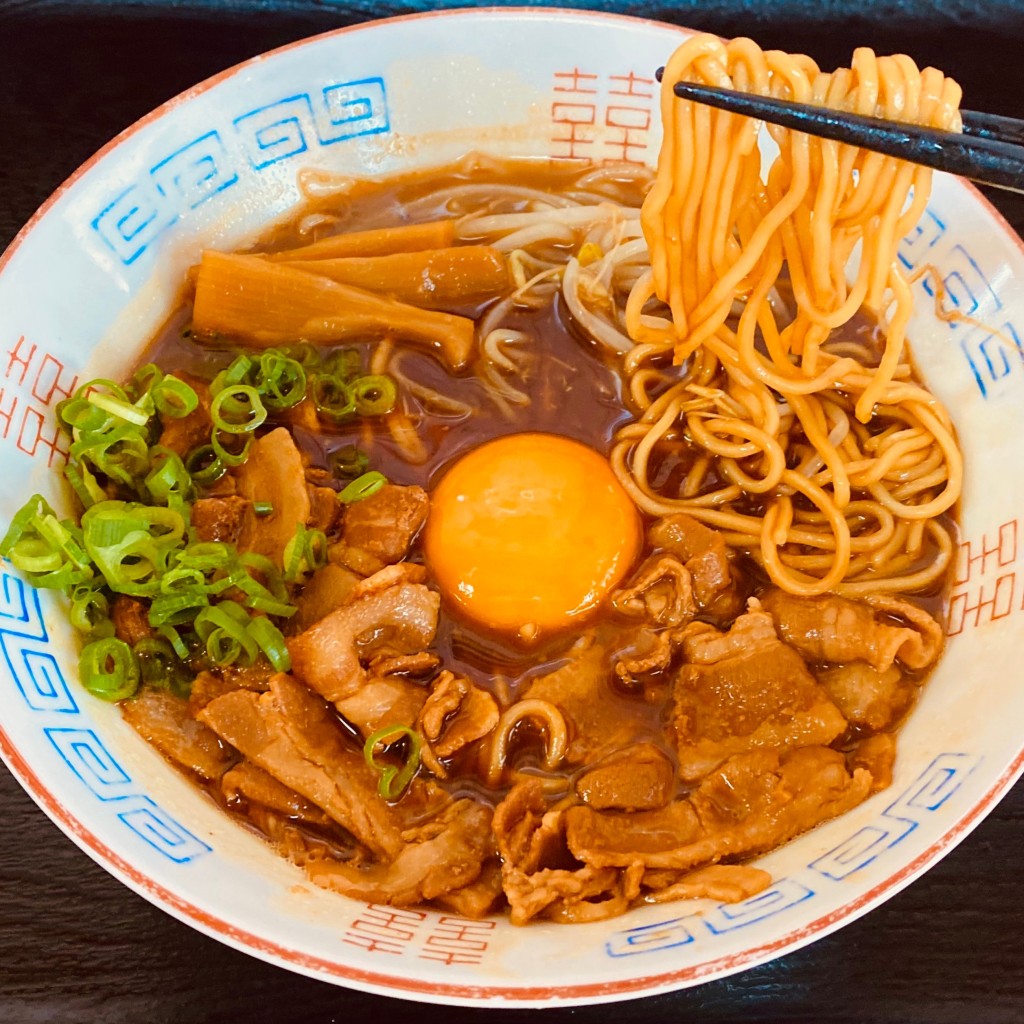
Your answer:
[1,4,1022,1022]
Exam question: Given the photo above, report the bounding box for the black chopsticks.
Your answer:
[653,68,1024,195]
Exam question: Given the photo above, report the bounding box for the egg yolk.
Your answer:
[423,433,642,640]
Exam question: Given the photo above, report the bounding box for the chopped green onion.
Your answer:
[283,524,327,583]
[254,501,274,517]
[79,637,139,702]
[69,583,114,638]
[210,385,266,434]
[284,342,321,368]
[32,511,91,572]
[195,601,258,666]
[76,379,131,403]
[238,552,295,616]
[88,391,151,427]
[144,448,192,506]
[64,460,107,509]
[152,375,199,419]
[363,725,422,800]
[330,444,369,479]
[1,496,49,554]
[210,354,254,396]
[70,424,150,487]
[134,636,184,692]
[210,428,252,468]
[58,396,112,435]
[236,587,295,618]
[204,564,250,596]
[311,374,355,423]
[0,495,94,590]
[159,624,192,660]
[184,444,227,487]
[159,566,207,593]
[148,589,210,627]
[254,351,306,412]
[82,501,187,597]
[238,551,283,585]
[350,375,397,417]
[339,471,387,505]
[247,616,291,672]
[131,363,163,399]
[323,348,362,381]
[176,542,235,574]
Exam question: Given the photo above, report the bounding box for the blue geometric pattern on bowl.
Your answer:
[91,76,389,265]
[0,569,211,864]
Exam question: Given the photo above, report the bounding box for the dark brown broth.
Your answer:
[139,159,952,816]
[142,162,654,751]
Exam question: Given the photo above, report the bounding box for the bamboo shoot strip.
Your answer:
[263,220,456,262]
[284,246,510,311]
[191,252,476,372]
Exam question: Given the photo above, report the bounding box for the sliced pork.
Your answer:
[648,513,741,617]
[301,799,495,906]
[235,427,312,567]
[287,564,440,704]
[330,483,429,576]
[566,746,873,870]
[122,687,235,781]
[198,672,404,858]
[673,609,847,780]
[761,589,943,673]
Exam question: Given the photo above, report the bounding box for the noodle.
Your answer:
[611,35,964,597]
[484,699,569,786]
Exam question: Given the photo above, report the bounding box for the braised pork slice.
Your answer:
[221,761,332,827]
[122,687,235,780]
[291,562,361,633]
[574,743,676,811]
[417,670,499,776]
[522,633,644,764]
[307,485,340,534]
[111,595,155,647]
[642,864,773,904]
[331,484,429,576]
[816,662,914,732]
[761,589,943,672]
[188,667,271,714]
[235,427,311,567]
[198,672,403,859]
[287,564,440,704]
[492,780,623,925]
[566,746,872,870]
[192,495,249,544]
[673,609,847,780]
[611,555,696,630]
[648,514,741,617]
[609,555,696,684]
[302,799,495,906]
[565,801,703,870]
[849,732,897,793]
[335,677,427,738]
[433,859,505,918]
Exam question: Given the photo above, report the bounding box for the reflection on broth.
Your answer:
[2,35,963,924]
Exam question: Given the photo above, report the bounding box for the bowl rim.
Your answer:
[2,5,1024,1006]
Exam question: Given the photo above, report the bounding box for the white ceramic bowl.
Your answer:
[1,8,1023,1007]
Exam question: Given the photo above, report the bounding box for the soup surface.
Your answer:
[3,156,952,925]
[124,159,949,922]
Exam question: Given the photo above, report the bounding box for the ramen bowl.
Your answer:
[1,8,1023,1007]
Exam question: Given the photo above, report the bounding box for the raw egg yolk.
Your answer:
[423,433,642,640]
